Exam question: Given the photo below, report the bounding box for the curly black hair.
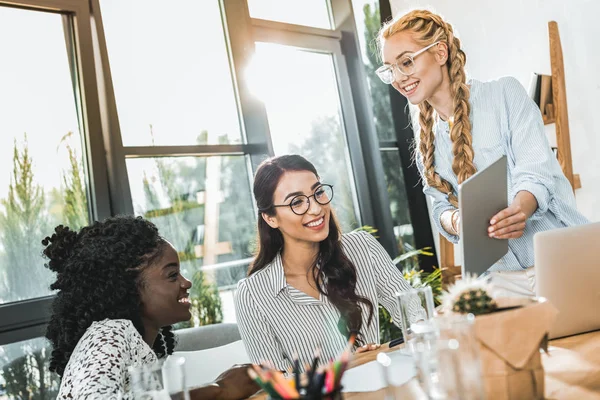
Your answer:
[41,215,176,377]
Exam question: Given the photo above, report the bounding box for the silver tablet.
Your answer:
[458,155,509,276]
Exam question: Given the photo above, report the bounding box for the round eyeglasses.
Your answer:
[376,41,440,84]
[272,184,334,216]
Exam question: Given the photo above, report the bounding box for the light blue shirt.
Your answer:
[416,77,589,272]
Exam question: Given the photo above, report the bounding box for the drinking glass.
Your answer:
[128,357,189,400]
[412,314,485,400]
[396,287,437,347]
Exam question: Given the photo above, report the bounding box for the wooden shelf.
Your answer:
[549,21,581,193]
[574,174,581,190]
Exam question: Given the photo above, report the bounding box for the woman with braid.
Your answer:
[43,215,258,399]
[376,10,587,292]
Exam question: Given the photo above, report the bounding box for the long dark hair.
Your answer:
[41,216,175,377]
[251,155,374,345]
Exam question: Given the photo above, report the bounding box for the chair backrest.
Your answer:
[174,323,241,351]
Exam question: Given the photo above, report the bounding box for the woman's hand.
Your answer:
[355,343,381,353]
[214,364,260,400]
[489,191,538,239]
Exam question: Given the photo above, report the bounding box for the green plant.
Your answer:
[59,132,88,230]
[397,248,442,306]
[378,306,401,343]
[441,275,497,316]
[1,340,60,400]
[0,136,54,301]
[451,288,496,315]
[352,225,379,238]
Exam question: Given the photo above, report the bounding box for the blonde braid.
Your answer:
[418,101,456,205]
[378,10,477,208]
[442,23,476,185]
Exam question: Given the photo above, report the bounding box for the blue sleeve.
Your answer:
[500,77,557,220]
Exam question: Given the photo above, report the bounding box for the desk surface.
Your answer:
[252,330,600,399]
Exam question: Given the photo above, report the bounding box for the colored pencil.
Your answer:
[246,335,355,399]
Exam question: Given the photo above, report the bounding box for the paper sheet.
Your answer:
[341,349,417,393]
[171,340,251,388]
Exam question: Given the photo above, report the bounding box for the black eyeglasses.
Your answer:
[272,184,334,215]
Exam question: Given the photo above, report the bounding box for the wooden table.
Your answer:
[252,330,600,399]
[543,331,600,399]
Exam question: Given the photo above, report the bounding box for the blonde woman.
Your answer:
[376,10,588,293]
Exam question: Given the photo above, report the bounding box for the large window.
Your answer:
[0,6,91,305]
[0,1,104,397]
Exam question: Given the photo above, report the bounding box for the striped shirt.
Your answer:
[234,230,418,372]
[416,77,589,272]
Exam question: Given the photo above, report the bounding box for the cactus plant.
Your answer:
[441,274,497,316]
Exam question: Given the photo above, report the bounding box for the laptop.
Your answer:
[459,156,509,276]
[534,222,600,339]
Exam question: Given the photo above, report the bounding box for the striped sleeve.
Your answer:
[359,231,425,326]
[415,152,460,244]
[501,76,555,220]
[234,280,289,371]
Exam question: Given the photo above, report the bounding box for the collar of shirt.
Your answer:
[268,252,287,297]
[265,252,326,304]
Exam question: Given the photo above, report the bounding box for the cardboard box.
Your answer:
[473,298,558,400]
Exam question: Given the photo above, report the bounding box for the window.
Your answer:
[351,0,416,251]
[0,337,57,399]
[100,0,258,324]
[128,156,254,268]
[0,1,105,395]
[100,0,243,146]
[126,155,256,322]
[0,6,91,305]
[381,150,415,251]
[248,0,332,29]
[249,42,360,231]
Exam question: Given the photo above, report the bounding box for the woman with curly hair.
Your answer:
[42,215,258,399]
[376,10,587,290]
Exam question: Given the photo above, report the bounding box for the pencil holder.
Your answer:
[267,387,343,400]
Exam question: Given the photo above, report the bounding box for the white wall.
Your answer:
[390,0,600,223]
